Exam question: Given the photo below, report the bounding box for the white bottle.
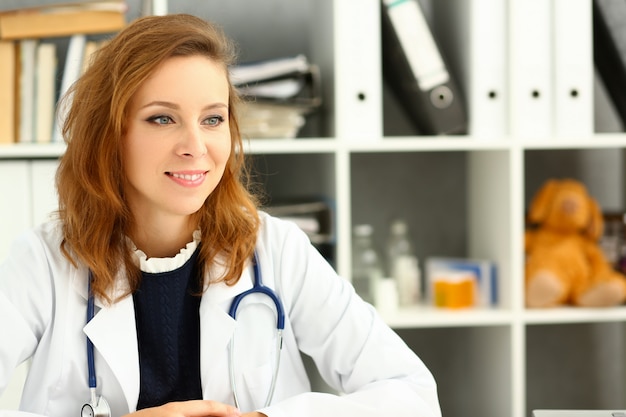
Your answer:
[352,224,383,305]
[387,219,420,306]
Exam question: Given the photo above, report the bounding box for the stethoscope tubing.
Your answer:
[228,252,285,330]
[85,251,285,411]
[227,251,285,409]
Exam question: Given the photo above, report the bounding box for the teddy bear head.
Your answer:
[528,178,604,240]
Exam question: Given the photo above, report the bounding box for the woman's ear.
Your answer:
[585,198,604,240]
[529,180,559,224]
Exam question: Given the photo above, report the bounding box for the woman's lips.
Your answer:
[166,170,208,186]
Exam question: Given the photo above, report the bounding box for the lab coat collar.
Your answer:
[83,294,139,412]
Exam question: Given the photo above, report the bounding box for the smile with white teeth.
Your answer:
[168,172,205,181]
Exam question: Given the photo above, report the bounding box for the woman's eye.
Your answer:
[204,115,225,126]
[148,115,173,125]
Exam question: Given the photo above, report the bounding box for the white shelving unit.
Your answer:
[1,0,626,416]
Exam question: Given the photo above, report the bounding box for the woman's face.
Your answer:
[123,55,231,226]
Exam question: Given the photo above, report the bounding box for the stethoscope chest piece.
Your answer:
[81,395,111,417]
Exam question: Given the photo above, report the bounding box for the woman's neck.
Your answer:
[130,216,197,259]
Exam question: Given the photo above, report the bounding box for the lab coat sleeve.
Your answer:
[0,229,54,417]
[258,217,441,417]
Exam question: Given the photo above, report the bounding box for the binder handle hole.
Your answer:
[570,89,579,98]
[531,90,541,99]
[357,92,366,101]
[488,91,497,100]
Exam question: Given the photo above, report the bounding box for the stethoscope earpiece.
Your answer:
[81,395,111,417]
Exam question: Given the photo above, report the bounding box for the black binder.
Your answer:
[593,0,626,128]
[381,0,467,135]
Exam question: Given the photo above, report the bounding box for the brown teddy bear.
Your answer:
[525,178,626,308]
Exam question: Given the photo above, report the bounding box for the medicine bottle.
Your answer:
[352,224,383,305]
[387,219,420,306]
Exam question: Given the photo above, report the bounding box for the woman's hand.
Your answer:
[122,400,241,417]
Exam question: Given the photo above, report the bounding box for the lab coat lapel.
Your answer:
[200,265,253,400]
[83,294,140,413]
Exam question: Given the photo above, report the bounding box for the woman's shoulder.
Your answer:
[257,210,306,238]
[30,218,64,249]
[4,219,68,271]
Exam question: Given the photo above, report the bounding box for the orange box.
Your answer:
[432,271,476,309]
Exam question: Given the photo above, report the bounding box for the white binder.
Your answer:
[508,0,552,138]
[552,0,594,137]
[432,0,509,138]
[332,0,382,140]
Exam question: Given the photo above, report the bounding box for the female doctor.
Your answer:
[0,14,441,417]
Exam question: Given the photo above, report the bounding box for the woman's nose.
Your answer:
[176,125,207,158]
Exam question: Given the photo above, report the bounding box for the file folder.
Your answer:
[508,0,552,138]
[432,0,508,138]
[593,0,626,129]
[381,0,466,135]
[552,0,593,137]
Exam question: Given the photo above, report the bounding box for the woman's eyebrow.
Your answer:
[141,101,228,111]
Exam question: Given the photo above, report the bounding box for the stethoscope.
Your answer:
[82,251,285,415]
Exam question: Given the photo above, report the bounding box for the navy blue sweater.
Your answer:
[133,247,202,409]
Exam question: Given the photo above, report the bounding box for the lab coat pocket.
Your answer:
[230,297,279,411]
[241,360,274,410]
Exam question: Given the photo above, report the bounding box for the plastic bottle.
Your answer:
[387,219,420,306]
[351,224,383,305]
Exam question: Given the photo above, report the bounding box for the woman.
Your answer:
[0,14,441,417]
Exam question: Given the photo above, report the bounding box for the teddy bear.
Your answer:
[525,178,626,308]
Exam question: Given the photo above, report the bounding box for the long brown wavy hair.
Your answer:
[56,14,260,303]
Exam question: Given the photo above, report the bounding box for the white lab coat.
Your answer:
[0,212,441,417]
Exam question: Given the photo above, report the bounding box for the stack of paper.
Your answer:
[230,55,321,139]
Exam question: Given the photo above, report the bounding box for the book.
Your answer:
[0,1,127,40]
[52,33,86,143]
[381,0,467,135]
[0,41,16,144]
[35,42,57,143]
[432,0,508,138]
[18,39,37,143]
[593,0,626,128]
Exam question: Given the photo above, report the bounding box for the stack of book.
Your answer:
[230,54,321,139]
[0,1,127,145]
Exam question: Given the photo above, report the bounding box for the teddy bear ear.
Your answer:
[585,197,605,240]
[528,179,559,224]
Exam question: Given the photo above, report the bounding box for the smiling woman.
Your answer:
[123,55,232,258]
[56,13,258,302]
[0,13,442,417]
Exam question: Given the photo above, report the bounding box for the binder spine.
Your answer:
[552,0,593,137]
[333,0,382,140]
[508,0,553,138]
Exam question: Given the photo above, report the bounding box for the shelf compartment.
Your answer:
[526,322,626,412]
[350,150,514,309]
[397,325,512,417]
